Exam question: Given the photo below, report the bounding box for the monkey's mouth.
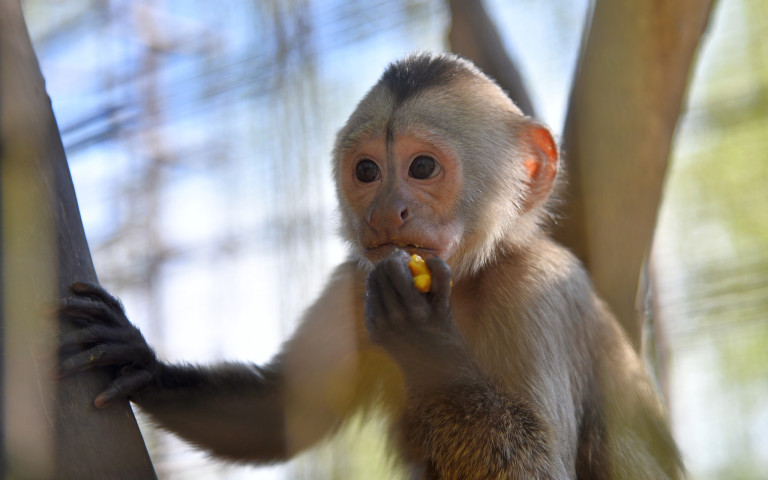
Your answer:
[365,242,436,259]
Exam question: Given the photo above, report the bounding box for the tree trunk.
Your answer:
[447,0,535,117]
[0,0,156,477]
[556,0,715,347]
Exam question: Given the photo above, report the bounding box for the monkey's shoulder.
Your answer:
[475,236,593,302]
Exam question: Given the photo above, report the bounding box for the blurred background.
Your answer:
[20,0,768,478]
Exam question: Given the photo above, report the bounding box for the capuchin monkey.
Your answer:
[59,52,682,479]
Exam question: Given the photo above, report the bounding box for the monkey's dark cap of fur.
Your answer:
[380,52,477,104]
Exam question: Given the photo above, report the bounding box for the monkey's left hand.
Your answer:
[58,282,163,407]
[365,250,476,390]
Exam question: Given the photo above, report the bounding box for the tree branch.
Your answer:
[556,0,716,346]
[0,0,156,476]
[447,0,536,117]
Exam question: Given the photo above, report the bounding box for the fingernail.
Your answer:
[94,394,110,408]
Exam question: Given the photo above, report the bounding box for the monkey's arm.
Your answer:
[136,361,289,461]
[366,250,565,478]
[59,262,367,462]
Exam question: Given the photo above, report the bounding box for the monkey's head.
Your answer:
[333,52,559,280]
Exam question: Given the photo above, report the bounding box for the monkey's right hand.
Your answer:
[59,282,162,408]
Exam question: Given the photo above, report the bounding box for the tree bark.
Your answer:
[556,0,716,347]
[0,0,156,477]
[447,0,536,117]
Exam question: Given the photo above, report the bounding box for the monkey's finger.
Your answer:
[95,370,153,408]
[425,256,451,299]
[58,344,142,376]
[370,262,402,311]
[367,272,415,345]
[366,270,397,326]
[59,325,136,351]
[70,282,126,317]
[60,297,126,327]
[364,277,391,345]
[377,263,426,330]
[382,251,424,306]
[385,254,436,326]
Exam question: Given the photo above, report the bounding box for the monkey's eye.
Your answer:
[355,159,381,183]
[409,155,437,180]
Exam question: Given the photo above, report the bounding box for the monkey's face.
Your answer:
[338,129,465,266]
[333,54,559,278]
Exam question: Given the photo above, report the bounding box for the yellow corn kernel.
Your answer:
[408,254,428,276]
[408,254,431,293]
[413,273,431,293]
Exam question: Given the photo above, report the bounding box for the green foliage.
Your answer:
[657,0,768,477]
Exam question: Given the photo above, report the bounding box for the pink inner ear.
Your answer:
[529,126,558,166]
[525,126,558,184]
[524,158,540,179]
[523,125,559,209]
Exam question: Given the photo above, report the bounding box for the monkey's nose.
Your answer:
[368,202,409,234]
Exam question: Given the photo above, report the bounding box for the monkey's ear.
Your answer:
[522,124,559,208]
